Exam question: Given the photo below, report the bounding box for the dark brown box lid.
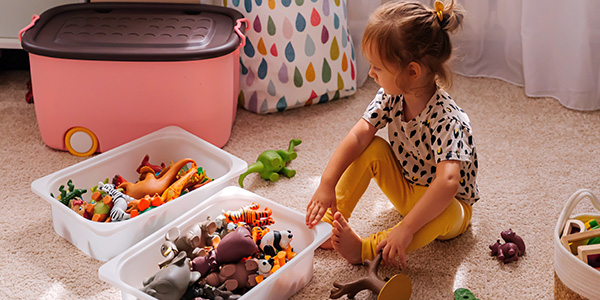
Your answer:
[21,2,245,61]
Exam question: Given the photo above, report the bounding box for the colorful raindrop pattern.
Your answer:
[226,0,356,113]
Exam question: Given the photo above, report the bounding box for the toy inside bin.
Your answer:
[99,186,331,300]
[20,2,248,156]
[30,126,247,261]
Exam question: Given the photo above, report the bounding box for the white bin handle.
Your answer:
[19,15,40,42]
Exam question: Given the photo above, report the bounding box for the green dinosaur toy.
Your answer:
[238,139,302,188]
[454,288,479,300]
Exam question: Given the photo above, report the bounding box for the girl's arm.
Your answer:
[306,118,377,228]
[377,159,461,268]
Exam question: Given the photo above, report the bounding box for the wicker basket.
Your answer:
[553,189,600,300]
[554,272,588,300]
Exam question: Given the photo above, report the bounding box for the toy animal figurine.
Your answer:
[181,281,242,300]
[126,193,164,217]
[489,228,526,263]
[98,182,135,222]
[141,251,201,300]
[330,253,412,300]
[53,179,87,206]
[259,230,293,257]
[238,139,302,188]
[255,257,273,283]
[159,220,219,268]
[86,191,113,222]
[118,158,196,199]
[69,199,91,219]
[192,226,259,276]
[136,154,166,174]
[205,258,260,292]
[223,202,274,227]
[161,166,199,202]
[454,288,480,300]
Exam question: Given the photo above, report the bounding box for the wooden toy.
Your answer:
[577,244,600,265]
[562,219,586,237]
[561,228,600,254]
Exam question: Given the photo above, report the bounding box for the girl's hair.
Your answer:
[362,0,464,89]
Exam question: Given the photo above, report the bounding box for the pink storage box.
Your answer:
[20,3,247,156]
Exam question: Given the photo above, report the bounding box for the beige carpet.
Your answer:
[2,68,600,300]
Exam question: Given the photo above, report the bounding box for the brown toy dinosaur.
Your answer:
[118,158,196,199]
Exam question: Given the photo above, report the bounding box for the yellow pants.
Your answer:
[323,137,473,262]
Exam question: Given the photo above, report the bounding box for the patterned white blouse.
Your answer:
[362,88,479,205]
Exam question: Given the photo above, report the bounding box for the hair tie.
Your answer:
[434,1,444,22]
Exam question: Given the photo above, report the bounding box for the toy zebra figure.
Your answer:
[223,202,274,227]
[98,182,135,222]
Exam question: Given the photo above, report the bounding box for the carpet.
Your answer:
[1,69,600,299]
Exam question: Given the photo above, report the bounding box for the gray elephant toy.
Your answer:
[238,139,302,188]
[158,220,219,268]
[141,251,201,300]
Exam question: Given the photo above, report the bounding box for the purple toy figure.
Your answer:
[489,228,526,263]
[192,226,259,276]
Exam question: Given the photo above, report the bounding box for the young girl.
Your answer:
[305,0,478,269]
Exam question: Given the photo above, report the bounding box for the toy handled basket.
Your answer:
[553,189,600,300]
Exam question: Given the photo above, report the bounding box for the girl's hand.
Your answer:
[376,225,414,269]
[305,184,337,228]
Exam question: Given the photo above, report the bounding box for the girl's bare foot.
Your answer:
[319,238,334,250]
[331,211,362,264]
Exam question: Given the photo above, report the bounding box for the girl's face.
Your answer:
[367,50,405,96]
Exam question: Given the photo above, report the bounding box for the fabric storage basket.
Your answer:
[20,2,247,156]
[223,0,357,113]
[554,189,600,300]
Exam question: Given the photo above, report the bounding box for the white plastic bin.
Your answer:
[31,126,247,261]
[98,186,331,300]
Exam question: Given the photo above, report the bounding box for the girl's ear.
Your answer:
[407,62,422,78]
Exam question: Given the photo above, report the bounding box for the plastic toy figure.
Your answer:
[141,251,201,300]
[329,252,412,300]
[259,230,293,257]
[98,182,135,222]
[238,139,302,188]
[454,288,480,300]
[86,191,113,222]
[118,158,196,199]
[69,199,91,219]
[191,226,259,276]
[53,179,87,206]
[489,228,526,263]
[136,154,166,174]
[205,258,260,291]
[159,220,219,268]
[223,202,274,227]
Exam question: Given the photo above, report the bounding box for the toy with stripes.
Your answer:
[222,202,274,227]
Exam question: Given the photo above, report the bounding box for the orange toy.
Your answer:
[223,202,274,227]
[118,158,195,199]
[161,165,198,202]
[86,191,112,222]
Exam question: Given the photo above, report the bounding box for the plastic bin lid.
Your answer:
[21,3,245,61]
